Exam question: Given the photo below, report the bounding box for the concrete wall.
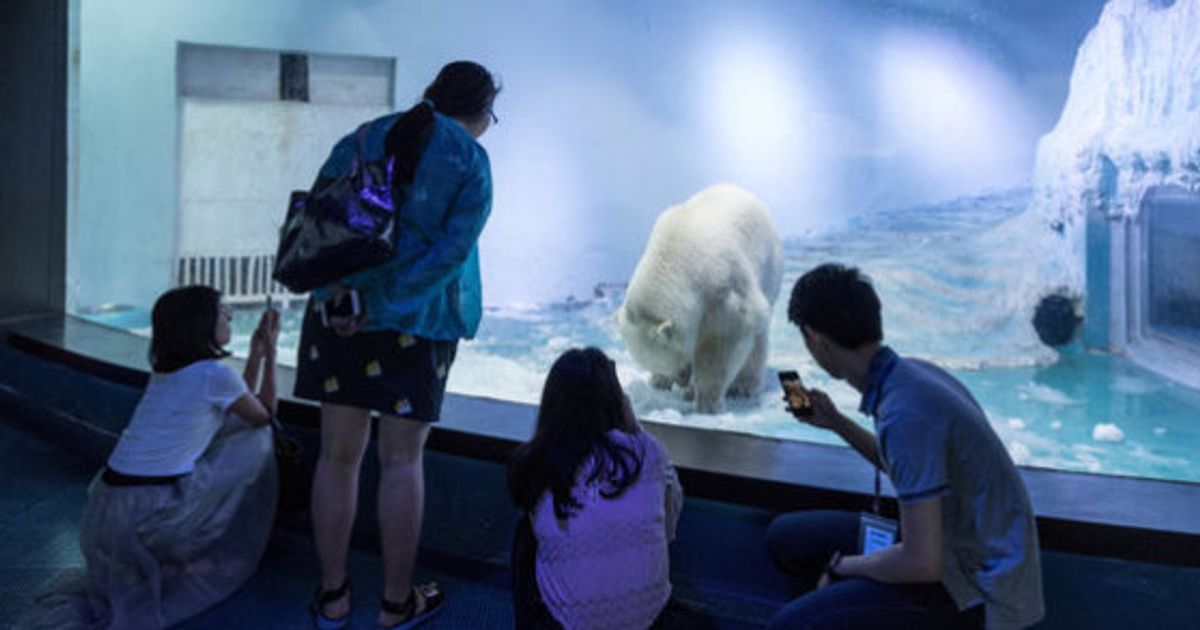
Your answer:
[0,0,68,317]
[175,44,393,259]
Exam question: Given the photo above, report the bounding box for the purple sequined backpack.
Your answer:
[272,122,397,293]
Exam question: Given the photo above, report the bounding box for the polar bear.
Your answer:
[616,184,783,413]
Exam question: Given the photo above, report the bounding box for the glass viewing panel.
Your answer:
[1147,192,1200,349]
[67,1,1200,485]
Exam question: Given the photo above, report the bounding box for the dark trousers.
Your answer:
[511,515,563,629]
[765,510,984,630]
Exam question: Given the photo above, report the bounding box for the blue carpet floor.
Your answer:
[0,412,518,629]
[0,409,758,629]
[5,395,1198,629]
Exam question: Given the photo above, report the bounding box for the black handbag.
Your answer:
[272,122,398,293]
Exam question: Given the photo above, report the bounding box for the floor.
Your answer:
[2,334,1199,629]
[0,408,514,630]
[0,405,754,630]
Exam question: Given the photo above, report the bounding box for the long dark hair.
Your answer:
[149,285,230,373]
[508,347,644,519]
[385,60,500,188]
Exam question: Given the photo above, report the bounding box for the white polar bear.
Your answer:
[616,184,783,413]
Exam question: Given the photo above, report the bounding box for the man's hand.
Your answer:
[816,570,833,590]
[816,550,843,590]
[786,387,844,430]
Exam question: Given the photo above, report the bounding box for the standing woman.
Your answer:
[294,61,500,629]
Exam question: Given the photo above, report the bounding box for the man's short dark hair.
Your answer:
[787,263,883,350]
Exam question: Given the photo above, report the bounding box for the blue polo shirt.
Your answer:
[318,111,492,340]
[860,346,1044,629]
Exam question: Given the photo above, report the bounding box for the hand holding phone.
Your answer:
[319,288,364,337]
[319,288,361,326]
[778,370,814,417]
[253,296,281,356]
[264,295,279,338]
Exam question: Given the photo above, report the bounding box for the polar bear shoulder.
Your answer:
[618,184,783,413]
[628,183,781,303]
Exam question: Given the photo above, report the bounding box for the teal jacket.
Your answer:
[317,111,492,340]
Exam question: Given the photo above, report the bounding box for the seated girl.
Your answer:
[508,347,684,630]
[25,285,280,629]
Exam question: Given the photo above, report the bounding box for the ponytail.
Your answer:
[384,100,436,189]
[383,61,499,189]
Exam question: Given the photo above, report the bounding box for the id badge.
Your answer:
[858,512,899,554]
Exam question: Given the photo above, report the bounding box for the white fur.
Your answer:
[617,184,783,413]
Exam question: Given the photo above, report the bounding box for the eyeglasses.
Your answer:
[488,108,498,125]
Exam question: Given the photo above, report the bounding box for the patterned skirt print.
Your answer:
[293,298,458,422]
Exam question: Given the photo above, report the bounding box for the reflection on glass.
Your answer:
[1148,199,1200,347]
[68,0,1198,484]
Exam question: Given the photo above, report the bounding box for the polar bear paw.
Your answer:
[650,374,675,390]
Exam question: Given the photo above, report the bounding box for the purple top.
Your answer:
[531,428,683,629]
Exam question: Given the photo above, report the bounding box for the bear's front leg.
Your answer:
[692,352,731,414]
[675,363,692,388]
[692,332,754,414]
[728,331,769,398]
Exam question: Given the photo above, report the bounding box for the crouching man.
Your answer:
[767,263,1043,629]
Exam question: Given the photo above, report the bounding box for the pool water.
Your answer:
[85,188,1200,483]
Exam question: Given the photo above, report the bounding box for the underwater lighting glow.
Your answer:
[877,30,1037,197]
[704,43,803,167]
[484,125,590,302]
[697,28,823,212]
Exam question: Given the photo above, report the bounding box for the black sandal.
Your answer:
[311,578,352,630]
[378,582,446,630]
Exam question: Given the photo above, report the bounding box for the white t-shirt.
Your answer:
[107,359,249,476]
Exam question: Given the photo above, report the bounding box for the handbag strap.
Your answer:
[353,121,396,191]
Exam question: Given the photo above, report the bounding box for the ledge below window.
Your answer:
[3,313,1199,566]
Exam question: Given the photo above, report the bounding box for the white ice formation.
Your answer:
[1092,422,1127,443]
[1018,0,1200,300]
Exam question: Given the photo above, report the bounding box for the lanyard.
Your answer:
[864,351,898,517]
[873,464,882,515]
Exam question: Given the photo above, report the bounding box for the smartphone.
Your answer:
[319,289,361,327]
[778,370,813,416]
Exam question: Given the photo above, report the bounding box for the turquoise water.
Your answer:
[83,189,1200,483]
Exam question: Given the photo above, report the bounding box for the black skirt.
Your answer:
[293,299,458,422]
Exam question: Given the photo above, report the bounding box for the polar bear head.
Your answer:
[616,305,690,383]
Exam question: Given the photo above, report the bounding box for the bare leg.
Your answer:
[311,403,372,619]
[376,415,432,626]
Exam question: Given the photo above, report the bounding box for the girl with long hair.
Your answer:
[508,347,684,630]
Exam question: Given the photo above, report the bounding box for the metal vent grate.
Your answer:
[175,254,289,303]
